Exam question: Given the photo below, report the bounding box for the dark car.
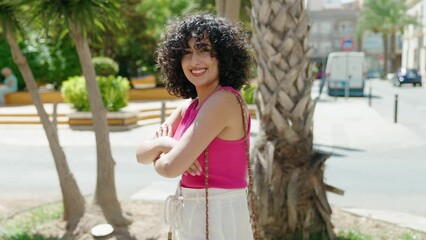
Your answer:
[392,68,422,87]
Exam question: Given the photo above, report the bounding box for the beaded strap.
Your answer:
[204,149,209,239]
[204,90,259,240]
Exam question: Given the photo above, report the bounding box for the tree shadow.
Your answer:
[313,144,365,159]
[314,143,364,152]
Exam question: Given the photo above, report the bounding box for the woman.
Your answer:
[136,13,255,240]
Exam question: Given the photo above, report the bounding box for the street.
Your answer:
[366,78,426,140]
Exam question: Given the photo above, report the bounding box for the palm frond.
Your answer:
[0,0,26,37]
[357,0,421,35]
[32,0,122,38]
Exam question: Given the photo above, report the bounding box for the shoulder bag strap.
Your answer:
[204,89,259,240]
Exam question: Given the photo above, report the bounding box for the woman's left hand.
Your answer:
[184,160,202,176]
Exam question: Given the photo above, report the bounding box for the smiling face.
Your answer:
[181,37,220,90]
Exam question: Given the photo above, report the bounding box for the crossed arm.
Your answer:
[136,91,241,178]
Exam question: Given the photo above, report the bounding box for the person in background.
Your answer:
[136,13,256,240]
[311,62,319,81]
[0,67,18,104]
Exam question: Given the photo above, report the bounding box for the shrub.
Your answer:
[92,57,119,77]
[61,75,130,112]
[241,85,257,104]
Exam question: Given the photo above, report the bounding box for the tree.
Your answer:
[250,0,337,239]
[89,0,251,79]
[91,0,195,78]
[0,0,85,231]
[358,0,418,74]
[33,0,130,227]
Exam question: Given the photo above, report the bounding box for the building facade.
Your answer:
[307,0,386,78]
[402,0,426,77]
[307,0,360,70]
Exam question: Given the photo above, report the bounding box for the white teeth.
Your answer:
[192,69,206,74]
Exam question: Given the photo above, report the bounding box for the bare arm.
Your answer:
[136,136,177,164]
[153,91,243,178]
[136,100,188,164]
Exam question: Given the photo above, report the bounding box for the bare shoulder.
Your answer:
[202,89,246,140]
[204,89,241,111]
[200,89,244,127]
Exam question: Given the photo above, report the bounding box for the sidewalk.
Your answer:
[312,94,426,233]
[1,92,425,233]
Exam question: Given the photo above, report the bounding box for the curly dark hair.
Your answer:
[156,13,253,99]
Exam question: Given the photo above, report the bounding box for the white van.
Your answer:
[325,52,366,96]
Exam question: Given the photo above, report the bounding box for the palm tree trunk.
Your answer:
[5,22,85,231]
[250,0,336,239]
[68,20,130,227]
[383,33,390,76]
[215,0,241,22]
[390,32,396,73]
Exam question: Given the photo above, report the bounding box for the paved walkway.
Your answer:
[312,86,426,232]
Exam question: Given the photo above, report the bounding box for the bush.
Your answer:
[241,85,257,104]
[61,75,130,112]
[92,57,119,77]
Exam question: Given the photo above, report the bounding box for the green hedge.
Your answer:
[61,75,130,112]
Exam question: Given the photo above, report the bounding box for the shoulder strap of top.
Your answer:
[181,98,199,120]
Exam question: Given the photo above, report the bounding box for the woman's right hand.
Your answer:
[155,124,176,154]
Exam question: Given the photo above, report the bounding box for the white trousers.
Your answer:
[165,187,253,240]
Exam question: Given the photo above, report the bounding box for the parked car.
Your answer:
[392,68,422,87]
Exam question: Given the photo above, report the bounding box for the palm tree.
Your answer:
[0,1,85,231]
[33,0,130,227]
[358,0,418,74]
[250,0,337,239]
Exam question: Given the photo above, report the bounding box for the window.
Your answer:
[337,21,354,34]
[320,22,332,34]
[320,42,332,53]
[310,23,320,34]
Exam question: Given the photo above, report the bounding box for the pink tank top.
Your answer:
[173,86,250,189]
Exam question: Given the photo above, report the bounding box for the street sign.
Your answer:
[341,37,355,51]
